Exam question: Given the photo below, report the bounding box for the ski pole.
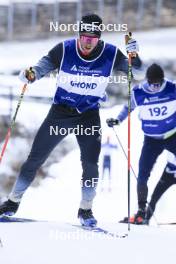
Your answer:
[112,127,159,226]
[112,127,137,179]
[125,32,132,231]
[0,83,27,163]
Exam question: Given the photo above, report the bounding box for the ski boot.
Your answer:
[120,208,148,225]
[0,199,20,216]
[78,208,97,227]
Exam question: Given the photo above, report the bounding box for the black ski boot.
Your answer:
[78,208,97,227]
[0,200,20,216]
[120,208,148,225]
[132,208,148,225]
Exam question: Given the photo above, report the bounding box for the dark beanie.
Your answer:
[146,63,164,83]
[79,13,102,37]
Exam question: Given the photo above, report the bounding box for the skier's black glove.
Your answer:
[106,118,120,128]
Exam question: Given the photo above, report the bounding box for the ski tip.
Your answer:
[0,215,37,223]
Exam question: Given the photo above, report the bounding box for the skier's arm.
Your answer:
[113,49,145,81]
[33,42,63,80]
[116,103,134,122]
[106,91,137,127]
[117,92,136,122]
[19,42,63,83]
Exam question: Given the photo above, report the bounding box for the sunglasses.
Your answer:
[80,35,99,46]
[148,80,164,91]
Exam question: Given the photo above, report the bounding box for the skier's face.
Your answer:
[79,33,99,55]
[148,80,164,92]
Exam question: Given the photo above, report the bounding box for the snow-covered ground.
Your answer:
[1,221,176,264]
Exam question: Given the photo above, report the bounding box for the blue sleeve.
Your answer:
[117,92,136,122]
[109,144,118,149]
[33,42,63,80]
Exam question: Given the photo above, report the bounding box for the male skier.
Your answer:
[0,13,143,226]
[107,64,176,224]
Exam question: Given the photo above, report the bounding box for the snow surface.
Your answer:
[0,221,176,264]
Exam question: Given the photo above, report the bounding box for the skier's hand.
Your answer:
[19,67,36,84]
[106,118,120,128]
[126,38,139,57]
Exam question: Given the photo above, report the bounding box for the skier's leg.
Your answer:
[146,165,176,220]
[145,134,176,220]
[76,110,101,210]
[108,160,112,191]
[137,136,163,211]
[102,164,106,181]
[101,156,109,190]
[101,164,106,191]
[165,132,176,155]
[9,105,68,202]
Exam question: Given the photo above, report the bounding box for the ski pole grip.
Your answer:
[125,32,132,65]
[26,67,35,82]
[125,32,132,45]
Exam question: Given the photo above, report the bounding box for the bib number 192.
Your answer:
[148,106,167,116]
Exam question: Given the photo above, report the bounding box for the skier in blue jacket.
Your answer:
[0,13,144,226]
[107,63,176,224]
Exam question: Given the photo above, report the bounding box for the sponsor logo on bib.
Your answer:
[70,81,97,89]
